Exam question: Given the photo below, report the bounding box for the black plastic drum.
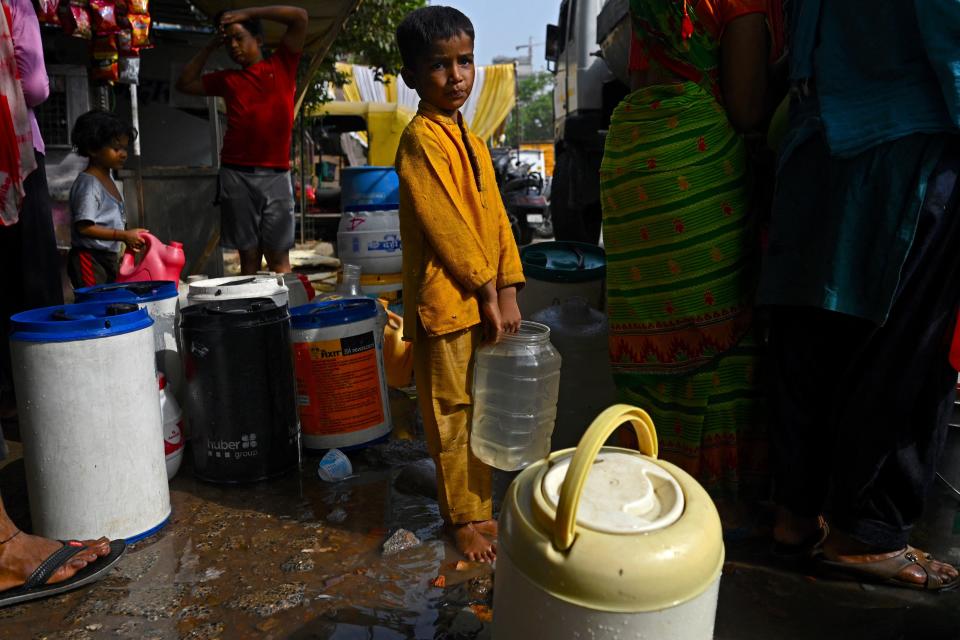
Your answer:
[179,298,300,482]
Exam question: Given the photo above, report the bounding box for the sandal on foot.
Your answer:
[0,539,126,608]
[814,545,960,592]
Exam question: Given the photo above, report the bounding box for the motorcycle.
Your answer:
[491,149,552,246]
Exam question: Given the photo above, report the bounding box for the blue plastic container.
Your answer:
[74,280,178,305]
[341,166,400,212]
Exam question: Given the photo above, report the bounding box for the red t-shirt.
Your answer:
[202,44,301,169]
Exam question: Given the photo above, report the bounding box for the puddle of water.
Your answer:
[2,442,494,639]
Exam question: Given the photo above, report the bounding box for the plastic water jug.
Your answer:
[159,373,184,480]
[118,232,185,283]
[471,321,561,471]
[494,405,724,640]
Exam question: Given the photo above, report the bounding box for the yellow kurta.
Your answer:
[396,101,524,341]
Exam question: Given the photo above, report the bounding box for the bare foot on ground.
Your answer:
[0,532,110,593]
[472,519,498,539]
[448,523,496,564]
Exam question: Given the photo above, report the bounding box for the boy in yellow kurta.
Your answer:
[395,6,524,563]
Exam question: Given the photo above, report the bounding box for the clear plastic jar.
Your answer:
[471,321,562,470]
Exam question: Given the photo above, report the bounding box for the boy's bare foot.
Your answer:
[472,519,498,539]
[0,531,111,593]
[448,523,496,564]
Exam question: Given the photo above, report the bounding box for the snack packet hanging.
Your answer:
[59,2,92,39]
[90,0,119,35]
[91,35,119,83]
[37,0,61,25]
[118,56,140,84]
[128,13,150,48]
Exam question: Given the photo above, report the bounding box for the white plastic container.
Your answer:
[185,274,289,309]
[159,373,184,480]
[74,281,181,399]
[471,321,562,471]
[494,405,723,640]
[337,209,403,274]
[531,297,617,451]
[10,302,171,542]
[290,298,392,450]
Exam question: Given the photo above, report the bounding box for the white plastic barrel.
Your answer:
[10,302,171,542]
[185,274,289,309]
[290,298,392,450]
[337,209,403,274]
[74,281,181,398]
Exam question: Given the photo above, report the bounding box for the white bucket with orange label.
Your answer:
[290,298,392,450]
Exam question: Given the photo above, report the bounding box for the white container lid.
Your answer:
[541,451,684,534]
[187,275,288,301]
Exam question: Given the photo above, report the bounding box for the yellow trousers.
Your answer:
[414,322,491,524]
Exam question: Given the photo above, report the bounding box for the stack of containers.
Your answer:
[10,302,171,542]
[337,167,403,300]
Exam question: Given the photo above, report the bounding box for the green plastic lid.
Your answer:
[520,241,606,283]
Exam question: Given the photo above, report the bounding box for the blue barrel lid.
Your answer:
[10,302,153,343]
[520,241,606,283]
[291,298,378,329]
[75,280,178,304]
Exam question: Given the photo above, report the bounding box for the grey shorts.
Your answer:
[218,166,295,251]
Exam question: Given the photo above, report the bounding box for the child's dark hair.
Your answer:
[396,6,474,69]
[214,10,263,38]
[71,110,138,157]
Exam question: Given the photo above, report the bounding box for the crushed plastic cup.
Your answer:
[317,448,353,482]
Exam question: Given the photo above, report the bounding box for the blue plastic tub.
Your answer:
[341,166,400,212]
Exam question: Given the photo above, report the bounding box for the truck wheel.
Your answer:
[551,148,602,245]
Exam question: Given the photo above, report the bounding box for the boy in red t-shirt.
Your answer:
[176,5,307,275]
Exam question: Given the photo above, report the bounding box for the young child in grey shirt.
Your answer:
[67,110,148,288]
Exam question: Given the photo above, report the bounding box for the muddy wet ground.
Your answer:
[2,411,960,639]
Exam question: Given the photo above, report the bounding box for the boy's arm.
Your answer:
[398,133,497,293]
[175,34,223,96]
[220,5,309,53]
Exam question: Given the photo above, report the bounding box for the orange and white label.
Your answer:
[293,332,385,435]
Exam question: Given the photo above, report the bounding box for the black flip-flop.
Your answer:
[0,539,126,608]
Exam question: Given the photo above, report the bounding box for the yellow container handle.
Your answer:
[552,404,659,552]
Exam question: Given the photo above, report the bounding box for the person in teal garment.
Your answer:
[758,0,960,590]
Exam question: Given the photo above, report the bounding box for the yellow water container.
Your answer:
[493,404,724,639]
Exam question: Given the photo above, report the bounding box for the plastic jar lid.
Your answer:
[520,241,606,283]
[541,451,684,534]
[290,298,378,329]
[10,302,152,342]
[75,280,178,303]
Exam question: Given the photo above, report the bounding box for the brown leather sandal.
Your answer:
[815,545,960,592]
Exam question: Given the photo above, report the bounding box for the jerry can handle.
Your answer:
[553,404,658,552]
